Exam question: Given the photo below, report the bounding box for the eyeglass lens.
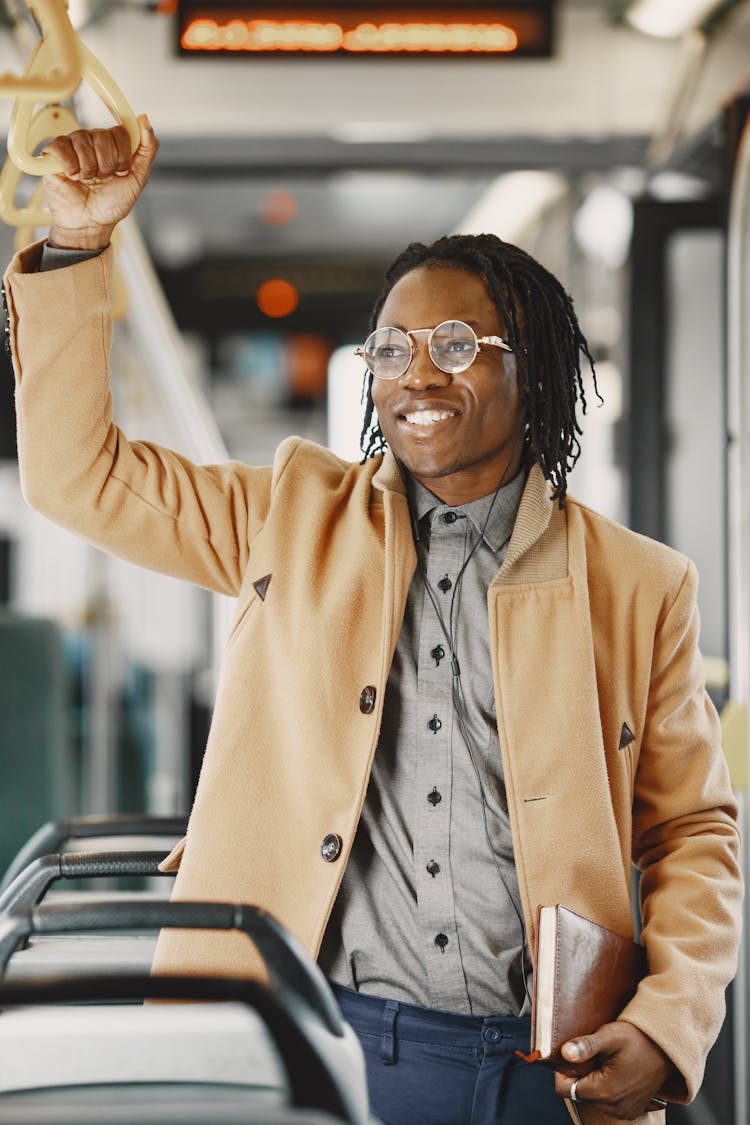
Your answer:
[364,320,479,379]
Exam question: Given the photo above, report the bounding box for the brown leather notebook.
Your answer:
[522,904,648,1074]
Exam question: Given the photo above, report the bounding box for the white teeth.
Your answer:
[403,410,456,426]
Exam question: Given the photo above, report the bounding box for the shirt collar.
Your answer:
[407,469,527,556]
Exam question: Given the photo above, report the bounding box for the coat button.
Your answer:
[321,833,342,862]
[359,686,377,714]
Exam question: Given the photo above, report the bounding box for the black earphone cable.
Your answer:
[405,428,532,1013]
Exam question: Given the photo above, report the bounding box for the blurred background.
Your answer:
[0,2,748,1121]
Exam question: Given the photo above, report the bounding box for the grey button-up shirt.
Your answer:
[319,469,531,1016]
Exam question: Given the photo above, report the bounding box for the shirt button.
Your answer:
[428,714,442,733]
[483,1026,501,1043]
[437,576,452,592]
[427,788,442,806]
[359,686,377,714]
[431,644,445,666]
[320,833,342,862]
[434,933,449,952]
[443,511,458,524]
[426,860,440,877]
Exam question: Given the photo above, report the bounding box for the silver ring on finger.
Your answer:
[570,1079,581,1103]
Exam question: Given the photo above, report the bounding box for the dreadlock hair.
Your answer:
[359,232,599,508]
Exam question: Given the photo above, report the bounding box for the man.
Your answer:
[3,118,742,1125]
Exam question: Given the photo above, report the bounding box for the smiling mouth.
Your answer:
[402,409,459,426]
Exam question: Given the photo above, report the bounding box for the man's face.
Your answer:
[371,265,525,506]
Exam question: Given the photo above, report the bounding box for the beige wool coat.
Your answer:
[5,243,743,1125]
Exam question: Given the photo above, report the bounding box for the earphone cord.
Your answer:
[417,425,525,672]
[411,427,532,1011]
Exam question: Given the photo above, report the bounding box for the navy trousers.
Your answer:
[332,984,572,1125]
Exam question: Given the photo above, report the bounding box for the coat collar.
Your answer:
[499,462,562,581]
[371,449,405,496]
[372,452,562,583]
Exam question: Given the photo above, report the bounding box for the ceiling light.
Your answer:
[328,121,434,144]
[454,172,567,243]
[573,186,633,269]
[625,0,723,38]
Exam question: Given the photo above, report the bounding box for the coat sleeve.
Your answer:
[4,240,282,597]
[619,559,743,1102]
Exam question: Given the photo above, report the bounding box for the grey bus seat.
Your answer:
[0,900,374,1125]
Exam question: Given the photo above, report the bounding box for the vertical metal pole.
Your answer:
[85,552,118,814]
[726,108,750,1125]
[116,216,234,695]
[148,670,189,816]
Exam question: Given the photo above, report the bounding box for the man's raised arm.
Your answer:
[3,117,267,597]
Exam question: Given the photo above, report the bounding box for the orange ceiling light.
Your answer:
[256,278,299,318]
[257,190,298,226]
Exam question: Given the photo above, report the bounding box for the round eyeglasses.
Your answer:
[354,319,513,381]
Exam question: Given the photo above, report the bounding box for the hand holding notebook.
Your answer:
[517,905,669,1114]
[524,904,647,1073]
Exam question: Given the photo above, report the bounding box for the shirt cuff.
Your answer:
[40,243,107,272]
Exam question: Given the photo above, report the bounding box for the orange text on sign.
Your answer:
[180,19,519,53]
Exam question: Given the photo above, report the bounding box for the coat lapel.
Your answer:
[373,451,417,657]
[489,468,634,941]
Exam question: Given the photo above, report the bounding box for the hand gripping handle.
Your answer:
[7,40,140,176]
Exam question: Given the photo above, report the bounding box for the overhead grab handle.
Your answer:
[0,0,80,101]
[0,103,80,228]
[7,40,140,175]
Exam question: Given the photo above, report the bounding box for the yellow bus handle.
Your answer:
[0,103,81,228]
[7,41,139,176]
[0,0,80,101]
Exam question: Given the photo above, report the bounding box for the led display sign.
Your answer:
[177,3,554,58]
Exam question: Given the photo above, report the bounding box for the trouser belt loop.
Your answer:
[381,999,399,1064]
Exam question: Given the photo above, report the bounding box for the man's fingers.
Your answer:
[41,134,83,179]
[562,1032,600,1063]
[91,127,129,178]
[555,1023,673,1119]
[69,129,102,180]
[42,120,158,185]
[109,124,133,175]
[129,114,160,183]
[554,1071,592,1101]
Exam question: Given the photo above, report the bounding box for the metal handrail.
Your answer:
[0,850,172,913]
[726,103,750,1125]
[0,899,344,1039]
